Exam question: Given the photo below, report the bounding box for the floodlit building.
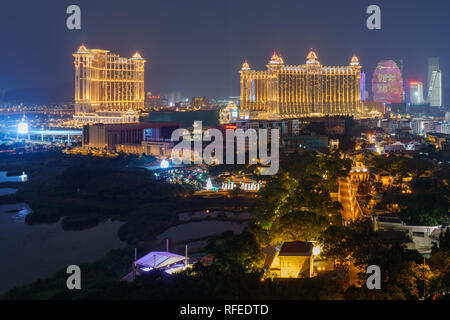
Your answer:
[372,60,403,104]
[239,50,364,118]
[269,241,314,278]
[409,82,425,105]
[82,122,181,157]
[73,45,146,124]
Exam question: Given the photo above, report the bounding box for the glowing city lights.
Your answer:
[160,159,170,169]
[18,121,29,135]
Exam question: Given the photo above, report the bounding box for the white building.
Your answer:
[427,58,442,108]
[409,81,425,105]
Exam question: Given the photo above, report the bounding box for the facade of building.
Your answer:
[427,57,442,107]
[427,58,442,108]
[428,71,442,108]
[269,241,314,278]
[190,96,210,109]
[144,92,168,109]
[73,45,146,124]
[409,81,425,105]
[239,49,363,118]
[82,122,181,152]
[372,60,403,104]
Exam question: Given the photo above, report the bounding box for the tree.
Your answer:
[396,261,434,299]
[320,220,422,285]
[205,229,265,273]
[269,211,328,244]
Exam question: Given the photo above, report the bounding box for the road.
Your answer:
[338,178,362,222]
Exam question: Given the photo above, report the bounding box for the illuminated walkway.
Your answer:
[338,178,363,222]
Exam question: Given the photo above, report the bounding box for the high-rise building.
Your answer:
[372,60,403,104]
[239,49,363,118]
[428,58,440,88]
[360,72,366,101]
[427,57,442,108]
[73,45,146,124]
[409,81,425,105]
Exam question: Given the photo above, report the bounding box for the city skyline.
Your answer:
[0,0,450,103]
[1,0,450,304]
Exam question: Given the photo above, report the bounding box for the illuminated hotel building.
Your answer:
[73,45,146,124]
[239,49,363,118]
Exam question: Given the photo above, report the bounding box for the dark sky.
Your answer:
[0,0,449,101]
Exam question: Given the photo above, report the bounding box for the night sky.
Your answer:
[0,0,449,101]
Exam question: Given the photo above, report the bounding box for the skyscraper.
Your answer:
[372,60,403,104]
[409,81,425,105]
[394,59,405,102]
[73,45,146,124]
[239,49,363,118]
[427,57,442,107]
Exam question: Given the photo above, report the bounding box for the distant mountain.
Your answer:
[1,82,73,105]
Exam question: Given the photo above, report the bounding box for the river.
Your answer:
[0,172,126,294]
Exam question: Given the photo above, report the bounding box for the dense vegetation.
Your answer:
[2,148,450,300]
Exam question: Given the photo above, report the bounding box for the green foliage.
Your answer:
[205,229,265,273]
[251,150,344,244]
[366,154,433,179]
[395,261,434,299]
[320,220,422,284]
[397,193,448,226]
[269,211,329,244]
[439,229,450,253]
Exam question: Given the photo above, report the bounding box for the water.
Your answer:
[157,219,247,244]
[0,203,125,294]
[0,188,17,196]
[0,171,27,182]
[178,210,251,221]
[0,172,126,294]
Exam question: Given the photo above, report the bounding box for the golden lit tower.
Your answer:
[73,45,146,124]
[240,49,363,118]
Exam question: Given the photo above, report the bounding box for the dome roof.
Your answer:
[306,48,319,64]
[350,55,360,66]
[268,52,284,65]
[131,51,144,60]
[77,44,88,53]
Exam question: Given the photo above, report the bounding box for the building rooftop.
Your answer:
[279,241,313,256]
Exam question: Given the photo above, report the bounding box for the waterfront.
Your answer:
[0,202,125,294]
[0,172,126,293]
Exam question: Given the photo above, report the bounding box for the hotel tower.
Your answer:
[73,45,146,124]
[239,49,363,118]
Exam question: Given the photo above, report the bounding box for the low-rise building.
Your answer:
[269,241,314,278]
[82,122,182,156]
[371,168,394,187]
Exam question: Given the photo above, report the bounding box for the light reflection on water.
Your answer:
[0,171,27,182]
[0,202,125,294]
